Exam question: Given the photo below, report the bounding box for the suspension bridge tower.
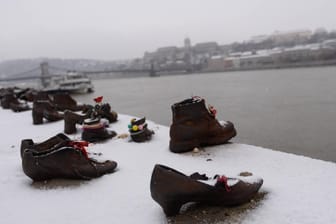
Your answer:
[40,62,50,87]
[184,37,193,72]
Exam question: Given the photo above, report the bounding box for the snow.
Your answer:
[0,108,336,224]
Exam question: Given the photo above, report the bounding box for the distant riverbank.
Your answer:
[203,59,336,73]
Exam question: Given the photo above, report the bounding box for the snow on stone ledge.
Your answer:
[0,108,335,224]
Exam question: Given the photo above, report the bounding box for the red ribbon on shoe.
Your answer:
[208,105,217,117]
[94,96,103,103]
[68,141,89,159]
[217,175,231,192]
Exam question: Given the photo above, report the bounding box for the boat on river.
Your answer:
[42,72,94,93]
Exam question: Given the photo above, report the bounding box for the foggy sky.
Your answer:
[1,0,336,61]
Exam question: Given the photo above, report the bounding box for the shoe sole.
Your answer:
[169,129,237,153]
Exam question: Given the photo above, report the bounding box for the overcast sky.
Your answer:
[1,0,336,61]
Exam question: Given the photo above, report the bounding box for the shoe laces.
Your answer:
[68,141,89,159]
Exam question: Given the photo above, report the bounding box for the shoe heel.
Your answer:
[169,139,200,153]
[32,111,43,124]
[64,119,77,134]
[161,200,183,216]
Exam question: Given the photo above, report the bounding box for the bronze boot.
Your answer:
[95,103,118,123]
[22,140,117,181]
[150,164,263,216]
[169,97,237,153]
[32,100,64,124]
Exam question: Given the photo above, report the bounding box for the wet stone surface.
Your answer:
[167,192,267,224]
[30,179,89,189]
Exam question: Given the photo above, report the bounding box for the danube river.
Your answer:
[73,66,336,162]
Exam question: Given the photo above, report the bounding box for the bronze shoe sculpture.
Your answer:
[20,133,70,158]
[22,138,117,181]
[52,93,89,112]
[94,103,118,123]
[17,88,38,102]
[1,93,30,112]
[91,96,118,123]
[9,98,30,112]
[32,100,64,124]
[64,110,91,134]
[81,118,117,143]
[128,117,154,142]
[169,97,237,153]
[150,164,263,216]
[1,93,15,109]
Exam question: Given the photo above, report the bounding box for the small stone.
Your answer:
[193,147,200,153]
[206,158,212,162]
[118,133,129,139]
[239,171,253,177]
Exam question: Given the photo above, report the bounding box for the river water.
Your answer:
[73,66,336,162]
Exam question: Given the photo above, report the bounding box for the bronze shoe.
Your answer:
[128,117,154,142]
[94,103,118,123]
[32,100,64,124]
[0,93,30,112]
[150,164,263,216]
[22,139,117,181]
[81,118,117,143]
[169,97,237,153]
[20,133,70,158]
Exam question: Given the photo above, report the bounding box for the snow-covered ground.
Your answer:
[0,108,335,224]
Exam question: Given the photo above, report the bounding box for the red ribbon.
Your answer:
[68,141,89,159]
[217,175,231,192]
[208,105,217,117]
[94,96,103,103]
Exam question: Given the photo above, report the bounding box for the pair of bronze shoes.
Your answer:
[32,92,91,125]
[64,103,118,135]
[21,133,117,181]
[34,92,89,112]
[1,92,30,112]
[63,102,118,143]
